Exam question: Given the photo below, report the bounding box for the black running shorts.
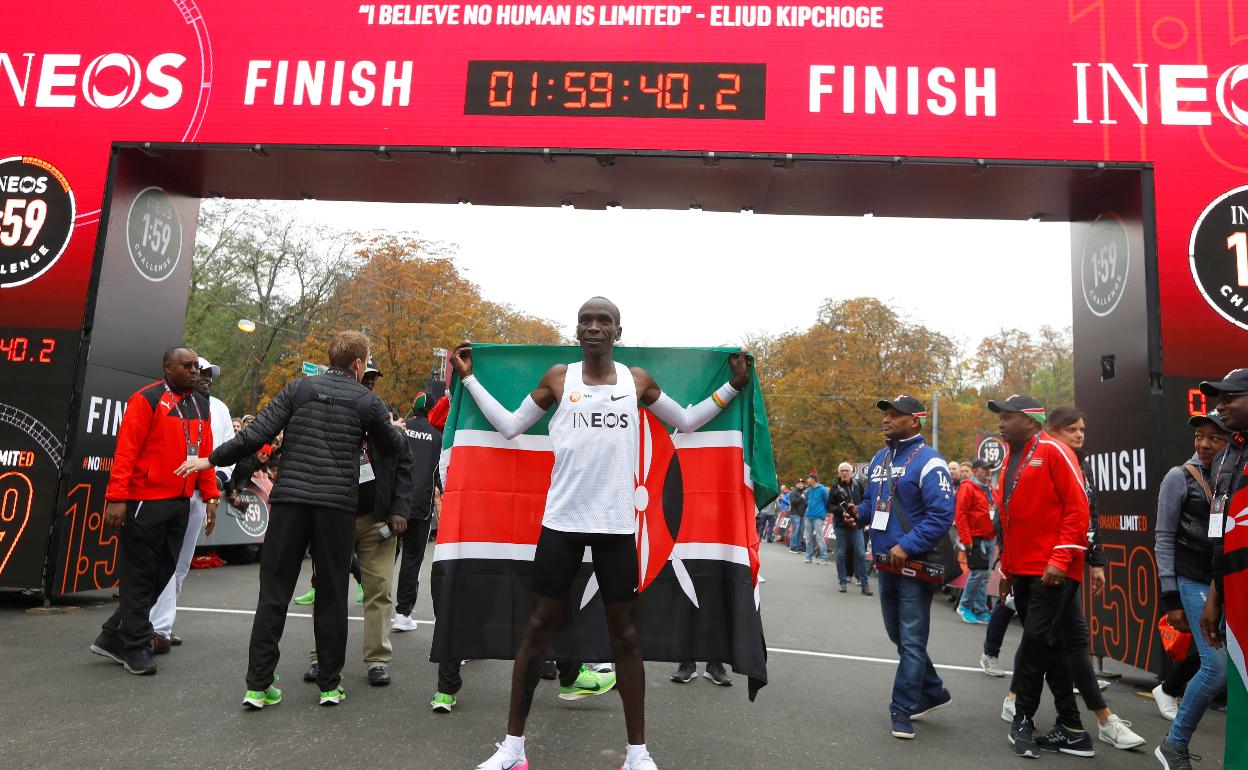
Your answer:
[531,526,638,604]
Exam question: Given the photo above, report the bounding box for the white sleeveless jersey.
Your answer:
[542,361,639,534]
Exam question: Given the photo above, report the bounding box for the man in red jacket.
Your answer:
[990,394,1090,760]
[954,458,995,623]
[90,347,220,675]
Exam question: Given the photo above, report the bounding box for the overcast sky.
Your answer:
[289,200,1073,350]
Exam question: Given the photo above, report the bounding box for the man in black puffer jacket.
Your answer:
[179,330,409,708]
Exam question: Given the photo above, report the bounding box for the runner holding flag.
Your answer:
[453,297,750,770]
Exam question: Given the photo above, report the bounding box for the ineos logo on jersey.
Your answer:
[1190,185,1248,331]
[571,412,631,429]
[0,52,186,110]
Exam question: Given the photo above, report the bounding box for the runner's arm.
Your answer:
[461,377,549,439]
[634,359,748,433]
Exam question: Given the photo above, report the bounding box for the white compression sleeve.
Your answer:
[461,376,547,439]
[648,383,740,433]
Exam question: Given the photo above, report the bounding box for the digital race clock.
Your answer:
[465,61,765,119]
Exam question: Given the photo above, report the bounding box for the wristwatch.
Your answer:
[205,498,220,505]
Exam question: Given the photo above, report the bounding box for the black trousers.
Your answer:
[102,498,189,650]
[394,516,432,617]
[247,502,354,692]
[1013,575,1083,728]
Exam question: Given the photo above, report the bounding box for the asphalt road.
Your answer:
[0,540,1224,769]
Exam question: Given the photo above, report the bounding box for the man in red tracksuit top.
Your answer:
[989,394,1090,760]
[90,346,220,676]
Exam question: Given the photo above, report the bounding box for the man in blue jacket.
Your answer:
[803,472,831,564]
[855,395,956,741]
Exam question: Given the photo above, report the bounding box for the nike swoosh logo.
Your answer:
[610,395,628,401]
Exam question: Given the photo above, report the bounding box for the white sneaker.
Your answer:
[1152,684,1179,721]
[1097,714,1146,749]
[980,653,1006,677]
[621,751,659,770]
[475,743,528,770]
[1001,695,1016,723]
[391,613,419,632]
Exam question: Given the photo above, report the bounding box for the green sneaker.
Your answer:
[319,686,346,706]
[356,584,364,604]
[293,587,316,605]
[430,692,457,713]
[558,666,617,701]
[243,682,282,709]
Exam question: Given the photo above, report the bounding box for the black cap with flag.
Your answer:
[877,395,928,424]
[1199,368,1248,398]
[987,394,1047,424]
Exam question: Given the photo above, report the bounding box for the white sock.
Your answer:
[503,734,525,757]
[627,743,648,762]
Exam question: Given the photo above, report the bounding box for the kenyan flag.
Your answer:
[1222,450,1248,767]
[430,345,777,698]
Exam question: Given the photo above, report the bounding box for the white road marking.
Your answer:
[176,606,1007,673]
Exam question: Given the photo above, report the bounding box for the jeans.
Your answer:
[834,527,869,586]
[804,517,829,561]
[983,602,1015,657]
[1168,576,1228,748]
[758,514,776,542]
[877,571,945,715]
[1012,576,1082,730]
[788,515,804,549]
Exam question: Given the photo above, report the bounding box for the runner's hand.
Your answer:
[387,514,408,536]
[104,501,127,532]
[1199,584,1223,649]
[450,342,474,378]
[205,500,218,536]
[176,457,212,477]
[728,352,751,389]
[1088,566,1105,596]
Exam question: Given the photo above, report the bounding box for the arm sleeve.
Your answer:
[104,392,152,503]
[647,384,739,434]
[1047,445,1091,573]
[196,410,219,499]
[462,376,547,440]
[211,382,296,468]
[1154,466,1188,611]
[897,457,955,557]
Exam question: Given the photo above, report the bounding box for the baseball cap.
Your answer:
[1199,368,1248,398]
[1189,410,1231,433]
[197,357,221,378]
[411,391,427,413]
[987,394,1047,424]
[259,443,273,455]
[364,357,383,377]
[876,395,928,420]
[971,459,991,470]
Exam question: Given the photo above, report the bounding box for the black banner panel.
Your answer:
[1069,173,1163,673]
[50,151,199,595]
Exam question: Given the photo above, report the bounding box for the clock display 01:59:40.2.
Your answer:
[465,61,765,119]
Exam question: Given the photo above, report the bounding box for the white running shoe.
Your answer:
[620,751,659,770]
[1001,695,1016,723]
[391,613,419,632]
[1152,684,1179,721]
[1097,714,1146,749]
[475,743,528,770]
[980,653,1006,677]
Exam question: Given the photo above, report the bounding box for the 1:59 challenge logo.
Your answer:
[1190,185,1248,331]
[0,156,75,289]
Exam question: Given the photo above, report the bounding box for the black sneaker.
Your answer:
[703,662,733,687]
[90,632,126,666]
[541,660,558,680]
[1035,723,1095,757]
[124,647,157,675]
[303,663,319,683]
[1010,715,1040,758]
[368,666,391,686]
[670,662,696,683]
[1154,739,1194,770]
